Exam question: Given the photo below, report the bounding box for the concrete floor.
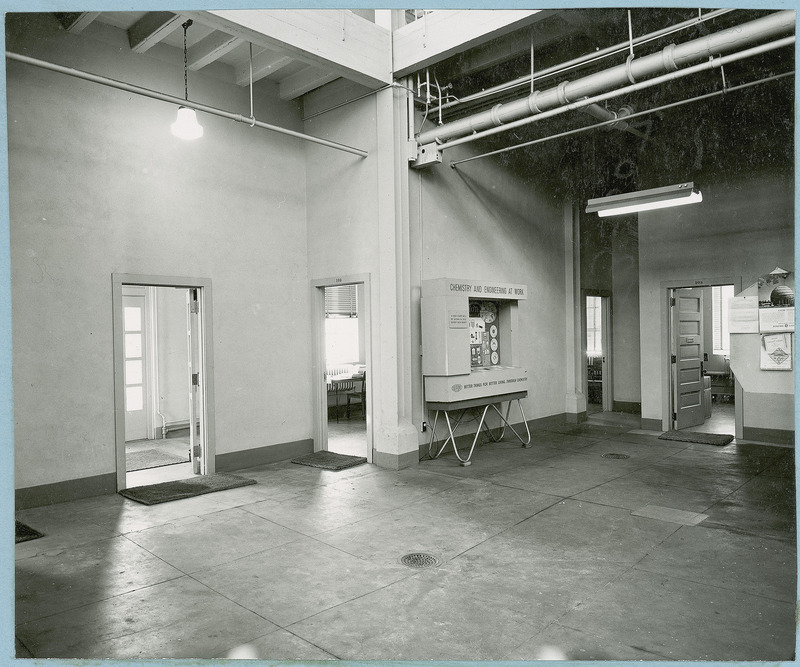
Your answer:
[15,417,796,661]
[327,417,367,458]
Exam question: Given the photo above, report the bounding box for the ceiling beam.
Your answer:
[433,16,581,83]
[279,66,340,100]
[187,9,392,89]
[188,31,242,70]
[392,10,552,77]
[128,12,183,54]
[234,49,293,87]
[55,12,100,34]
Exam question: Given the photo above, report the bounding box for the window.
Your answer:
[712,285,734,355]
[324,285,360,366]
[586,296,602,358]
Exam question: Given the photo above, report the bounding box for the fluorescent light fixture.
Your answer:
[171,106,204,140]
[586,182,702,217]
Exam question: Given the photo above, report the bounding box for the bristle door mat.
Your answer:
[119,473,257,505]
[658,431,734,446]
[15,521,44,544]
[126,449,189,472]
[291,451,367,471]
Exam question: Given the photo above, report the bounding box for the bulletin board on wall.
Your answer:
[730,267,794,372]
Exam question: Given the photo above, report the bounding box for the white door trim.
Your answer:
[311,273,373,463]
[112,273,216,491]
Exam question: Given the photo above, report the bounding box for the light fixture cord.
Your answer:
[182,19,193,101]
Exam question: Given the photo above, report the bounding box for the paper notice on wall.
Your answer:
[729,296,759,333]
[760,333,793,370]
[759,306,794,333]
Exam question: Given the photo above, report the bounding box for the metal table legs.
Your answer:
[427,398,532,466]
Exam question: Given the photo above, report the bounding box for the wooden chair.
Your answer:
[345,372,366,419]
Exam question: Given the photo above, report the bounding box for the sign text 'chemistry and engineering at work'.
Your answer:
[446,280,527,299]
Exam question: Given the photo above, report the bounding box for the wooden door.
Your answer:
[672,288,705,430]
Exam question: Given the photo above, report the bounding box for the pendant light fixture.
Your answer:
[585,182,702,217]
[171,19,203,140]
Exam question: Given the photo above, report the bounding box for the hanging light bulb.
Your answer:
[172,19,203,140]
[171,106,203,140]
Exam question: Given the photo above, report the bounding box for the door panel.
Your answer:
[187,288,207,475]
[672,288,705,430]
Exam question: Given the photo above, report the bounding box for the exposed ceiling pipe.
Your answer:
[438,35,794,152]
[438,8,735,113]
[5,51,369,158]
[448,70,793,168]
[416,10,795,147]
[582,103,648,140]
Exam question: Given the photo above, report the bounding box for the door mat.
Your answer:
[658,431,734,446]
[126,449,189,472]
[119,473,257,505]
[291,451,367,471]
[15,521,44,544]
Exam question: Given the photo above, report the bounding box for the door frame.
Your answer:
[311,273,373,463]
[581,289,613,412]
[661,275,742,432]
[112,273,216,491]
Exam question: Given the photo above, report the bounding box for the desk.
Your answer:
[327,374,364,422]
[426,391,531,466]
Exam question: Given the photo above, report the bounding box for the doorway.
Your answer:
[667,282,737,435]
[584,292,612,415]
[113,274,215,491]
[312,274,372,462]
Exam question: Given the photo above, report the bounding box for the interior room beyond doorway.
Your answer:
[115,278,212,490]
[324,284,368,458]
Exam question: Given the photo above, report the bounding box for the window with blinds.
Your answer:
[712,285,734,355]
[325,284,358,318]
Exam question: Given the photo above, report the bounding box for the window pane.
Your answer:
[124,306,141,332]
[126,386,143,411]
[125,359,142,385]
[325,317,360,365]
[125,333,142,358]
[586,296,602,357]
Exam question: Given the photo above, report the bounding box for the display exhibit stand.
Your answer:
[421,278,530,466]
[426,391,531,466]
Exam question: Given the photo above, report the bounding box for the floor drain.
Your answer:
[602,452,630,459]
[400,553,440,569]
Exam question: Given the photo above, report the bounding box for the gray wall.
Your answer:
[8,15,312,489]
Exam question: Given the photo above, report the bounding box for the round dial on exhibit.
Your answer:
[480,301,497,323]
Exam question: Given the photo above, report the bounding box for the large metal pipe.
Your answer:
[6,51,369,158]
[440,35,794,151]
[449,70,793,168]
[417,10,795,146]
[438,8,735,113]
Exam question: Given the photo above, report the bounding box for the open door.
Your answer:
[114,274,215,491]
[187,287,208,475]
[671,287,705,429]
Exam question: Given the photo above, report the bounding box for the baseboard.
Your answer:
[16,472,117,510]
[373,449,418,470]
[16,439,315,510]
[216,438,314,472]
[613,401,641,415]
[566,411,587,424]
[640,418,663,431]
[742,427,794,446]
[420,412,570,459]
